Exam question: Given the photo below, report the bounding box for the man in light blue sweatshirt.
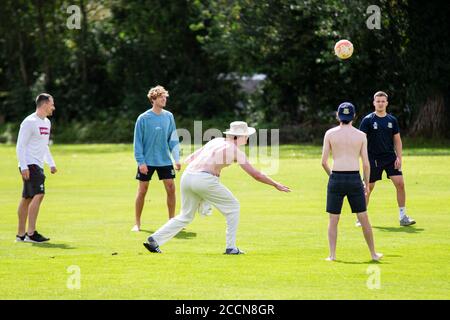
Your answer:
[132,85,181,231]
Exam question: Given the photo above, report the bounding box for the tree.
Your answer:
[191,0,413,128]
[406,0,450,138]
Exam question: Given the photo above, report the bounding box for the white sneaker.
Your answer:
[131,225,140,232]
[400,215,416,226]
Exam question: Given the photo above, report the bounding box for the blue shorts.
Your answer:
[326,171,366,214]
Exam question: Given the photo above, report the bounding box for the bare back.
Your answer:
[323,125,366,171]
[186,138,243,176]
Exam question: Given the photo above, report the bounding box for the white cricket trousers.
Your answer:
[151,171,240,249]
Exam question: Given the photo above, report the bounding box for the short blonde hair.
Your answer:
[373,91,388,100]
[147,85,169,101]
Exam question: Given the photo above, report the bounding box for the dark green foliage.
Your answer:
[0,0,449,142]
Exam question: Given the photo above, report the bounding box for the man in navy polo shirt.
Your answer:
[359,91,416,226]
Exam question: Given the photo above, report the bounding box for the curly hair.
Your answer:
[147,85,169,101]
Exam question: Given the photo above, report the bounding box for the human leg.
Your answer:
[134,181,149,230]
[17,197,31,236]
[327,213,340,261]
[149,174,200,247]
[356,212,383,261]
[27,194,45,235]
[162,179,176,219]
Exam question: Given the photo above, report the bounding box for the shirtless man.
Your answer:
[143,121,290,254]
[321,102,382,261]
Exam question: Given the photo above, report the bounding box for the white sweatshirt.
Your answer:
[16,112,55,171]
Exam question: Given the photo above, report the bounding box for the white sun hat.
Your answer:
[223,121,256,136]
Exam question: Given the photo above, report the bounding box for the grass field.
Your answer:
[0,144,449,299]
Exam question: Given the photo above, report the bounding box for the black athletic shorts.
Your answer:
[20,164,45,199]
[369,157,402,183]
[136,165,176,181]
[326,171,366,214]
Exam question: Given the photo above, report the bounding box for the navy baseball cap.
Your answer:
[337,102,355,121]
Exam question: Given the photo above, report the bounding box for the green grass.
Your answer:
[0,144,449,299]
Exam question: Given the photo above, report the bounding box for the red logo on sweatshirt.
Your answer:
[39,127,50,135]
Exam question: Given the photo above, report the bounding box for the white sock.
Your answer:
[399,207,406,220]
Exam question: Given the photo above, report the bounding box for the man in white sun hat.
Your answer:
[143,121,290,254]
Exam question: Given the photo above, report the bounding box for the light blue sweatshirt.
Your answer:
[133,109,180,166]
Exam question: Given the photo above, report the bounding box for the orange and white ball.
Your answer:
[334,40,354,59]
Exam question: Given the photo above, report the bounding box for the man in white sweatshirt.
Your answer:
[16,93,57,243]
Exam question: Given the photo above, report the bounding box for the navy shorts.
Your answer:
[326,171,366,214]
[20,164,45,199]
[369,157,402,183]
[136,165,175,181]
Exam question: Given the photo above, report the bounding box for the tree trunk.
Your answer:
[410,91,448,138]
[18,31,29,86]
[80,0,88,87]
[35,0,51,87]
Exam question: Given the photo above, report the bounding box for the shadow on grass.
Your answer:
[31,242,76,249]
[175,230,197,239]
[140,229,197,240]
[373,226,424,234]
[333,260,386,265]
[139,229,155,234]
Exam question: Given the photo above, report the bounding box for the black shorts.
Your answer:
[369,157,402,183]
[326,171,366,214]
[20,164,45,199]
[136,165,175,181]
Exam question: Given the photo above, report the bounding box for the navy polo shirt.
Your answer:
[359,112,399,161]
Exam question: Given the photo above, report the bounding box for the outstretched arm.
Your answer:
[237,149,290,192]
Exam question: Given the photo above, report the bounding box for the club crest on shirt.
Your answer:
[388,122,393,128]
[39,127,50,135]
[373,122,378,130]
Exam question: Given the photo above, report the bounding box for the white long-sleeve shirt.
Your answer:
[16,112,56,171]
